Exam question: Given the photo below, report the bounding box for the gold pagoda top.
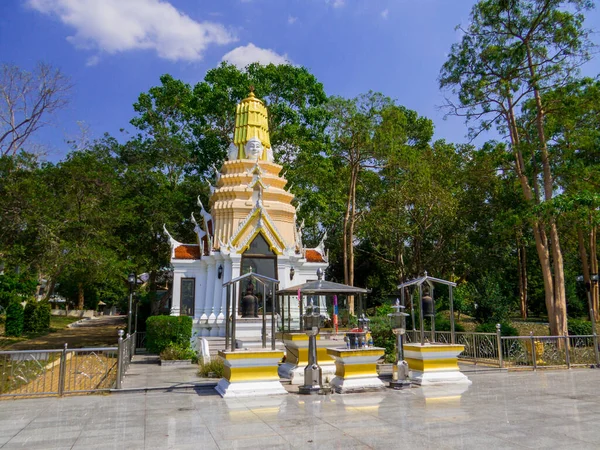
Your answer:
[232,88,271,161]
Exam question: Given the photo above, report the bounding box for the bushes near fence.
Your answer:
[475,322,519,336]
[146,315,193,354]
[23,300,51,333]
[5,300,24,336]
[568,319,593,336]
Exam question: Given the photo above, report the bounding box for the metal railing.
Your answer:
[1,330,137,398]
[135,332,147,353]
[500,334,600,369]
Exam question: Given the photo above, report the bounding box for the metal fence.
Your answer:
[404,328,600,370]
[0,330,137,398]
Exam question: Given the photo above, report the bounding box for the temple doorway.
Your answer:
[240,233,278,312]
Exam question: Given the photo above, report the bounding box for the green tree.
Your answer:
[440,0,595,336]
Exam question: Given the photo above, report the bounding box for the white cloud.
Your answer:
[85,55,100,67]
[381,9,389,19]
[26,0,236,62]
[288,15,297,25]
[331,0,345,8]
[221,43,290,69]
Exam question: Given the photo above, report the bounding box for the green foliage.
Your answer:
[475,322,519,337]
[160,342,197,361]
[198,358,225,378]
[5,300,24,336]
[369,316,395,363]
[374,303,394,317]
[23,300,51,334]
[568,319,593,336]
[146,315,193,354]
[0,272,37,309]
[432,316,465,332]
[470,275,513,324]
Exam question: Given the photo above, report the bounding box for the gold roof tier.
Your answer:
[209,92,298,255]
[233,90,271,161]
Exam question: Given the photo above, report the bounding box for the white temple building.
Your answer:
[164,90,328,339]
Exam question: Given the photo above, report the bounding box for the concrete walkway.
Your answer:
[2,369,600,448]
[121,355,218,391]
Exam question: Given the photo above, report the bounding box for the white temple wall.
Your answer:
[173,253,327,338]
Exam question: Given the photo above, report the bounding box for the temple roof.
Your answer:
[174,244,201,260]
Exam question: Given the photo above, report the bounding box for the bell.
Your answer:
[421,294,435,317]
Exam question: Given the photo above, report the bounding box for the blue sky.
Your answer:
[1,0,599,161]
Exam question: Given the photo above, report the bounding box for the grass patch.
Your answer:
[198,358,224,378]
[49,316,80,331]
[0,315,83,349]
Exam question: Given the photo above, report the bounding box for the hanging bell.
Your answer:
[421,293,435,317]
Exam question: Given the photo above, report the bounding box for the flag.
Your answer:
[333,295,338,334]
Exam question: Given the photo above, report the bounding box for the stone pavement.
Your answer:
[2,369,600,449]
[121,355,218,391]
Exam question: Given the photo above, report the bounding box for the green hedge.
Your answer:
[146,315,193,354]
[5,300,24,337]
[568,319,593,336]
[475,322,519,336]
[23,300,51,333]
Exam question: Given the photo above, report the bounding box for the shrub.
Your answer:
[198,358,225,378]
[23,300,51,333]
[5,300,24,336]
[23,301,37,333]
[568,319,593,336]
[369,316,396,363]
[160,343,197,361]
[423,315,465,332]
[475,322,519,336]
[146,315,193,354]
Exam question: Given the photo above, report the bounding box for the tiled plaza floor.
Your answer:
[2,369,600,449]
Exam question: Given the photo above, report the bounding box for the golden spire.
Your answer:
[233,89,271,160]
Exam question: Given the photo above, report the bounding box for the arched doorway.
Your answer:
[241,233,278,312]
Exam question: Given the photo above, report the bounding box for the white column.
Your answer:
[205,256,216,318]
[211,253,224,318]
[171,271,181,316]
[230,254,242,318]
[219,257,233,319]
[194,260,206,320]
[198,261,208,322]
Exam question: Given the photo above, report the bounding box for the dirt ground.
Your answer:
[4,316,126,351]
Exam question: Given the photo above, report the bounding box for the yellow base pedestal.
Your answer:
[215,349,287,398]
[326,347,385,394]
[404,343,471,386]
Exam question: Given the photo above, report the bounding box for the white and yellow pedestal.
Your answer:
[404,343,472,386]
[277,332,336,385]
[215,350,287,398]
[326,347,385,394]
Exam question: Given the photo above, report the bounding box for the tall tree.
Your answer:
[440,0,594,336]
[325,93,395,306]
[0,63,71,158]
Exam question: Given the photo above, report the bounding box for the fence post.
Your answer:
[564,335,570,369]
[530,332,537,371]
[472,333,477,359]
[594,333,599,367]
[130,332,136,359]
[58,343,68,397]
[496,324,503,368]
[116,330,124,389]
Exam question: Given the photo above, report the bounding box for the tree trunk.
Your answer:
[590,225,599,321]
[506,98,556,330]
[525,43,568,337]
[517,238,528,320]
[77,282,84,310]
